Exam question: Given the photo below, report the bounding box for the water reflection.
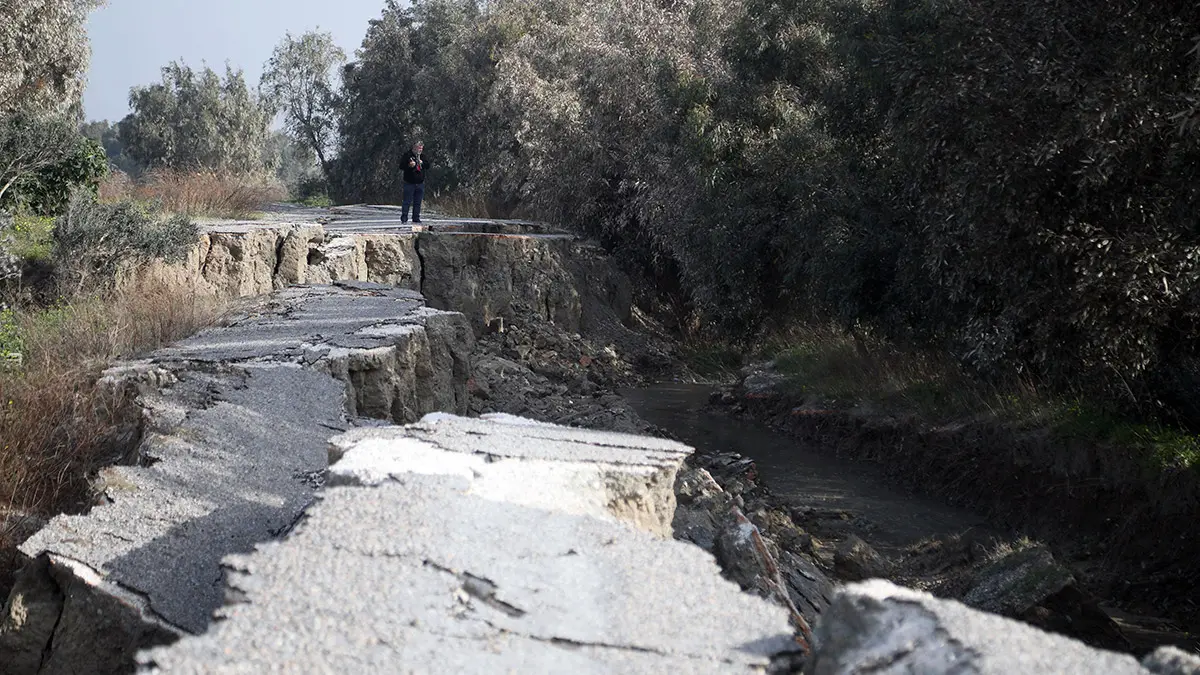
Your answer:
[622,382,991,550]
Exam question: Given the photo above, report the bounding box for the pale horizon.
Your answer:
[82,0,390,123]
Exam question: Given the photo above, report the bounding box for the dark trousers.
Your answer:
[402,182,424,223]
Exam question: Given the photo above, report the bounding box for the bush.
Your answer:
[53,191,199,291]
[98,169,286,218]
[0,111,103,216]
[10,136,109,216]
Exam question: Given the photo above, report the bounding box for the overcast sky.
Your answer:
[83,0,390,122]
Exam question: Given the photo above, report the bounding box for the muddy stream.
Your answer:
[623,381,1197,654]
[624,382,994,552]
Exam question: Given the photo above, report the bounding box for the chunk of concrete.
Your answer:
[806,580,1156,674]
[327,413,693,537]
[139,474,798,673]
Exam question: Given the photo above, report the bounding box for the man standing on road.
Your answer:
[401,140,428,225]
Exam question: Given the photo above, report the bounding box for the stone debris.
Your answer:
[833,535,891,582]
[963,544,1075,616]
[807,580,1200,675]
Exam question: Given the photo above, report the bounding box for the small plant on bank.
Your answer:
[53,191,199,292]
[300,193,333,208]
[8,211,55,262]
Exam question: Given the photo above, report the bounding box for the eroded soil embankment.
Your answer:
[704,373,1200,652]
[478,285,1195,655]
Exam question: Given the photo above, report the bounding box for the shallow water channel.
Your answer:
[623,382,991,552]
[624,381,1197,653]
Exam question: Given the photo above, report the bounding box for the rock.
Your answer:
[0,556,62,675]
[1143,646,1200,675]
[714,506,817,647]
[675,466,726,506]
[780,548,833,614]
[963,545,1074,617]
[671,467,731,552]
[807,580,1153,674]
[743,370,786,398]
[834,535,890,581]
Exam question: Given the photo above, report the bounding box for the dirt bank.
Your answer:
[469,306,1161,655]
[702,364,1199,653]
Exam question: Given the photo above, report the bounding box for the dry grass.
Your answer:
[0,278,227,589]
[426,190,493,219]
[99,169,286,219]
[762,323,1007,419]
[733,321,1200,469]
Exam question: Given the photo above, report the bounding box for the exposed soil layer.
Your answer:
[707,371,1200,653]
[470,307,1188,655]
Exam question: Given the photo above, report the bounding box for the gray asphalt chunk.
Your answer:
[141,475,797,673]
[809,580,1159,675]
[157,286,427,364]
[20,365,345,633]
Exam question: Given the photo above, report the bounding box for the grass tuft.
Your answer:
[704,321,1200,471]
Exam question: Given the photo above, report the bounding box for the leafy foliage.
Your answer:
[261,31,346,181]
[53,191,199,290]
[0,109,106,216]
[0,0,104,116]
[335,0,1200,421]
[118,62,273,174]
[0,110,80,208]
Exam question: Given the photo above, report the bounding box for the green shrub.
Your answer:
[0,309,22,359]
[8,212,55,262]
[300,193,333,208]
[0,111,108,217]
[15,136,109,216]
[53,191,199,291]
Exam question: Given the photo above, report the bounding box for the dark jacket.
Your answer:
[402,151,428,184]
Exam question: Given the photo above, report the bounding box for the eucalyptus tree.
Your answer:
[0,0,105,116]
[118,62,273,173]
[260,31,346,181]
